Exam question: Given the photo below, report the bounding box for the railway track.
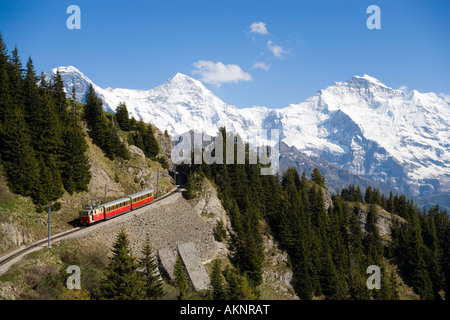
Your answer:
[0,186,182,275]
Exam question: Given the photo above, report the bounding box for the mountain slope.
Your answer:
[46,67,449,198]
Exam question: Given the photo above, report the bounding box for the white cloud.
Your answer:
[192,60,252,86]
[249,21,268,35]
[252,62,270,71]
[267,40,284,58]
[398,85,408,92]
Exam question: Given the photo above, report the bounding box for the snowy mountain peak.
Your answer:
[347,74,389,89]
[170,72,193,81]
[50,65,83,74]
[45,66,95,102]
[164,72,209,93]
[47,65,449,198]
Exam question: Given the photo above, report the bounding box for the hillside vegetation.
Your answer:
[0,34,173,255]
[181,128,449,300]
[0,33,449,301]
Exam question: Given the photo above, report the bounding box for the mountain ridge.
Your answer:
[45,66,449,199]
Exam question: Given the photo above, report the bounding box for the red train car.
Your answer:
[129,189,155,210]
[79,189,155,225]
[103,197,132,220]
[79,206,104,225]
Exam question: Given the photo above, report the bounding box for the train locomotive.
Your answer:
[79,189,155,225]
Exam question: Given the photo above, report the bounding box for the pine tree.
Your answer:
[364,205,383,265]
[236,203,264,286]
[214,219,227,242]
[365,186,373,204]
[33,88,64,162]
[291,246,314,300]
[210,259,226,300]
[36,155,65,205]
[356,186,363,202]
[142,122,159,158]
[0,32,8,70]
[0,33,10,123]
[347,204,370,300]
[223,265,257,300]
[0,106,40,200]
[61,124,91,193]
[61,87,91,193]
[184,172,196,199]
[51,69,68,123]
[101,229,146,300]
[115,102,131,131]
[9,46,24,108]
[84,84,108,150]
[139,236,164,300]
[104,118,130,160]
[23,57,41,133]
[174,255,188,300]
[311,168,326,189]
[0,67,10,126]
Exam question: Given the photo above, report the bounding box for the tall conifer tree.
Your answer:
[101,229,146,300]
[139,236,164,300]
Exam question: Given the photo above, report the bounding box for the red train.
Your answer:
[79,189,155,225]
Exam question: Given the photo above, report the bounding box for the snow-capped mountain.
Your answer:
[46,66,449,197]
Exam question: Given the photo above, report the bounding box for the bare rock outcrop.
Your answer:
[351,203,406,237]
[0,223,29,253]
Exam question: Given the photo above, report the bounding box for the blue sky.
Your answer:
[0,0,449,108]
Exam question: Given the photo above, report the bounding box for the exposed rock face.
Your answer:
[0,223,29,253]
[261,238,298,300]
[128,145,145,159]
[158,247,177,280]
[152,126,174,170]
[351,203,406,237]
[321,187,333,211]
[87,158,124,204]
[190,179,230,230]
[177,242,211,291]
[0,282,19,300]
